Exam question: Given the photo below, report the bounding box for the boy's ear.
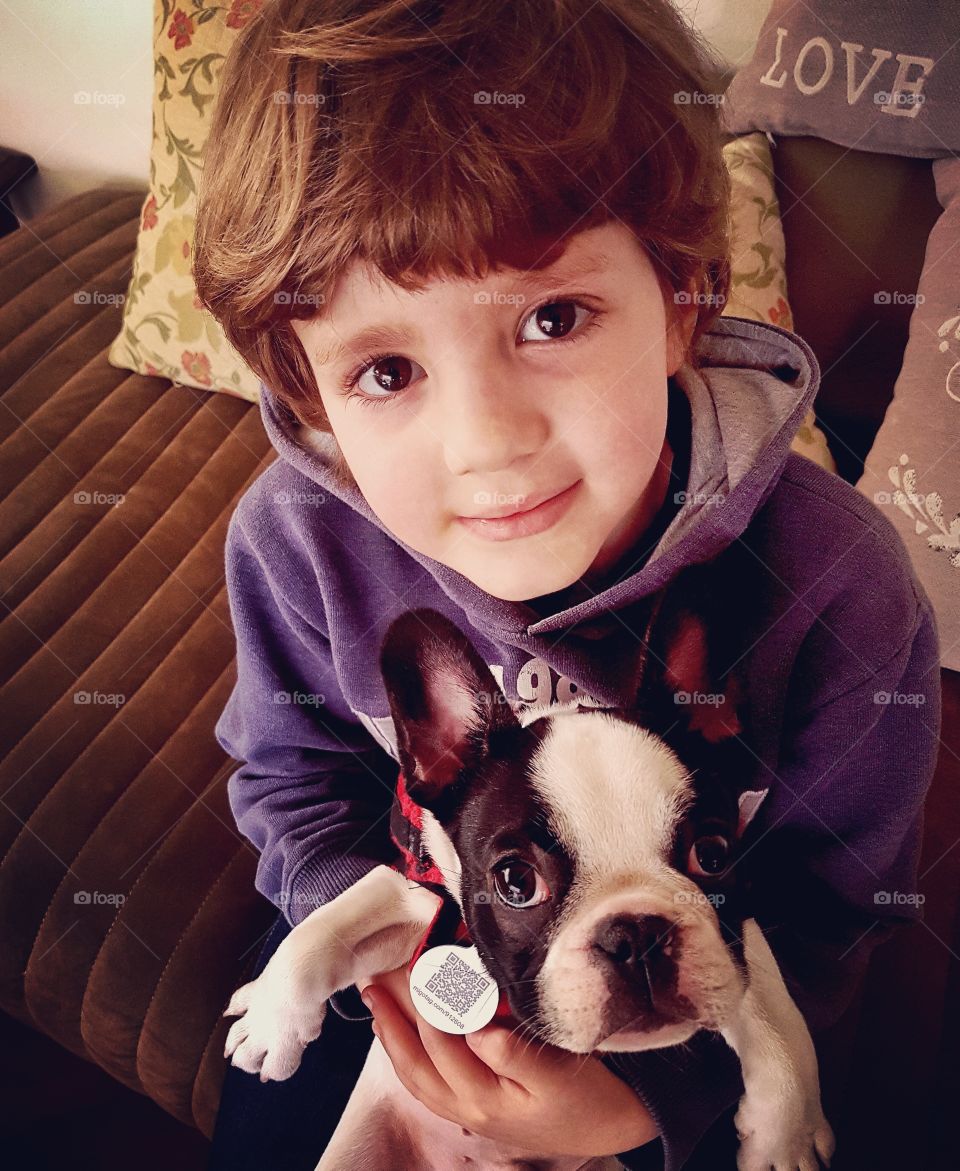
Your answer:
[665,279,699,376]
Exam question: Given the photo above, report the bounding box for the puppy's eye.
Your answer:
[688,834,730,878]
[492,859,550,908]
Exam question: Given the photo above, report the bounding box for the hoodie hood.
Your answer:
[257,315,821,642]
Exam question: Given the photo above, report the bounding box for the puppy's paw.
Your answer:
[734,1094,835,1171]
[222,966,328,1082]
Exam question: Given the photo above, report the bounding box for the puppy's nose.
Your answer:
[593,913,676,976]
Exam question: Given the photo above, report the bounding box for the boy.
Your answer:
[193,1,942,1168]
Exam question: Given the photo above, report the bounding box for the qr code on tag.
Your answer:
[425,951,490,1015]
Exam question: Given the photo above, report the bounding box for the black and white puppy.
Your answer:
[222,602,835,1171]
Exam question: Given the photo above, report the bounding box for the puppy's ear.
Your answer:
[736,787,770,840]
[636,573,772,833]
[379,608,519,811]
[634,594,744,746]
[661,608,744,744]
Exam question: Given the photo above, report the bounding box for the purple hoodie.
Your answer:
[215,315,941,1171]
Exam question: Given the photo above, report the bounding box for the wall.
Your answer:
[0,0,153,221]
[673,0,773,74]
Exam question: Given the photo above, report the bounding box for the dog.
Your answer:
[222,596,835,1171]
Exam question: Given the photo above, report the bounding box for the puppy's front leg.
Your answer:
[223,864,442,1082]
[720,917,836,1171]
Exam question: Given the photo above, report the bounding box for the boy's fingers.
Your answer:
[466,1024,567,1084]
[414,1012,502,1096]
[371,982,504,1112]
[362,974,418,1026]
[369,985,454,1106]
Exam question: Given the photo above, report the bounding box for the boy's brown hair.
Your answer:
[193,0,731,439]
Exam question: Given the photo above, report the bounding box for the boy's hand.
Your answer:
[360,966,657,1158]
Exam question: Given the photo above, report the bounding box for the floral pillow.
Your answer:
[720,132,836,473]
[107,0,264,401]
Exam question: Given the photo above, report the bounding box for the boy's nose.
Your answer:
[438,380,549,477]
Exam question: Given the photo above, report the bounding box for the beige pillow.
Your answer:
[721,132,836,473]
[107,0,263,402]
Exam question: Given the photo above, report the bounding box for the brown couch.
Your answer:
[1,141,957,1170]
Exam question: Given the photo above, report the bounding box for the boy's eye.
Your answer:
[340,298,600,406]
[519,300,590,344]
[351,354,424,399]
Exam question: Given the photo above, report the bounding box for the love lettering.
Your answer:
[759,28,934,119]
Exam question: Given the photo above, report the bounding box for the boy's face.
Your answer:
[293,222,696,603]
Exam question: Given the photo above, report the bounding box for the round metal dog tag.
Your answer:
[409,944,500,1034]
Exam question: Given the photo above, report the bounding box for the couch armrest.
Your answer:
[0,146,38,236]
[0,186,277,1139]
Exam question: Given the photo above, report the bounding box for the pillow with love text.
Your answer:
[721,0,959,158]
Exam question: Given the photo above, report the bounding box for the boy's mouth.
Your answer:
[463,481,576,520]
[457,480,581,541]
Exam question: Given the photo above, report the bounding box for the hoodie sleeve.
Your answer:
[216,506,399,1019]
[605,594,941,1171]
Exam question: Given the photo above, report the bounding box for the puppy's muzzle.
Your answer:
[592,911,696,1034]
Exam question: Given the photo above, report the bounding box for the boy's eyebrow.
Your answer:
[311,252,611,369]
